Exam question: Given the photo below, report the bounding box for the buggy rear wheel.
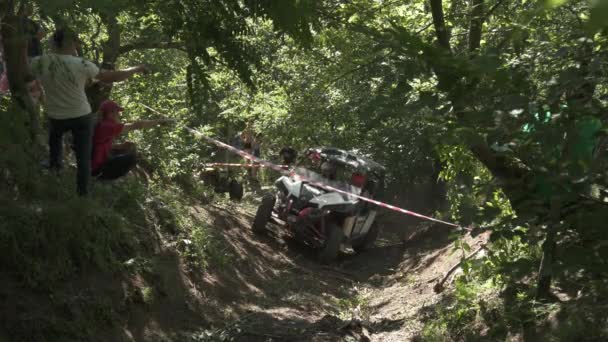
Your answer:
[319,221,343,264]
[252,193,275,234]
[352,222,379,253]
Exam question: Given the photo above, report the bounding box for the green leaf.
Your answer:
[348,13,360,24]
[543,0,568,8]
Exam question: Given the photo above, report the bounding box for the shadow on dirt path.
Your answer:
[0,184,470,341]
[157,201,476,341]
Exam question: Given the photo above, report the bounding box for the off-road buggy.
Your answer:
[252,147,385,263]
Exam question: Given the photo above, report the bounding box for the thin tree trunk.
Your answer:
[85,12,121,110]
[535,197,561,300]
[468,0,485,53]
[1,13,40,144]
[430,0,451,50]
[431,159,447,210]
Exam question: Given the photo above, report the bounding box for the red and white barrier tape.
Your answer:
[141,104,466,230]
[204,163,289,168]
[286,171,462,228]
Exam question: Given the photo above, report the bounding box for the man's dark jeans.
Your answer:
[48,113,95,196]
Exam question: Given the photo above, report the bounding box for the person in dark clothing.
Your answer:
[93,140,138,181]
[92,100,173,180]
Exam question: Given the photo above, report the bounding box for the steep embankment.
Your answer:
[140,199,487,341]
[1,184,484,342]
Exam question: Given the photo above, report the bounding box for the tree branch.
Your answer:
[16,0,25,15]
[416,20,434,34]
[322,53,387,90]
[118,41,185,55]
[90,15,103,63]
[433,244,487,293]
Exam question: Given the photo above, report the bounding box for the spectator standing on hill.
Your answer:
[240,126,262,180]
[30,27,149,195]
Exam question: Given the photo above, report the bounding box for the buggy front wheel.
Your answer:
[352,222,379,252]
[319,221,343,264]
[252,193,275,234]
[229,179,244,200]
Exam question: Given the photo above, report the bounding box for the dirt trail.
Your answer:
[0,183,485,342]
[137,201,489,342]
[357,220,488,341]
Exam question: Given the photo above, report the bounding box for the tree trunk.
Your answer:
[431,159,448,210]
[428,0,533,215]
[468,0,485,53]
[85,13,121,110]
[1,13,40,144]
[430,0,451,50]
[535,197,562,300]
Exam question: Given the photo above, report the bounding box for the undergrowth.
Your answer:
[0,135,226,340]
[420,234,608,341]
[1,151,229,283]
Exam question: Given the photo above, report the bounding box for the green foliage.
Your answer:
[93,8,608,341]
[589,0,608,31]
[423,235,542,340]
[0,100,221,293]
[147,182,232,271]
[182,225,232,270]
[0,174,145,288]
[421,277,537,341]
[335,292,371,321]
[15,202,121,283]
[140,285,155,305]
[437,145,511,224]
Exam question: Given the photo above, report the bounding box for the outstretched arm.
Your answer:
[123,118,174,133]
[96,65,149,83]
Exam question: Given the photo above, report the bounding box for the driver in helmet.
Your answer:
[320,160,337,181]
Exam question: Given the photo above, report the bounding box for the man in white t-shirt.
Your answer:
[31,27,148,195]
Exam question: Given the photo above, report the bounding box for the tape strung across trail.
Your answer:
[141,104,468,231]
[204,163,289,168]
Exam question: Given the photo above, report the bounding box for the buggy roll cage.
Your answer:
[299,147,386,195]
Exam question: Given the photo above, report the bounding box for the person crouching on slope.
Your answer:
[91,100,173,180]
